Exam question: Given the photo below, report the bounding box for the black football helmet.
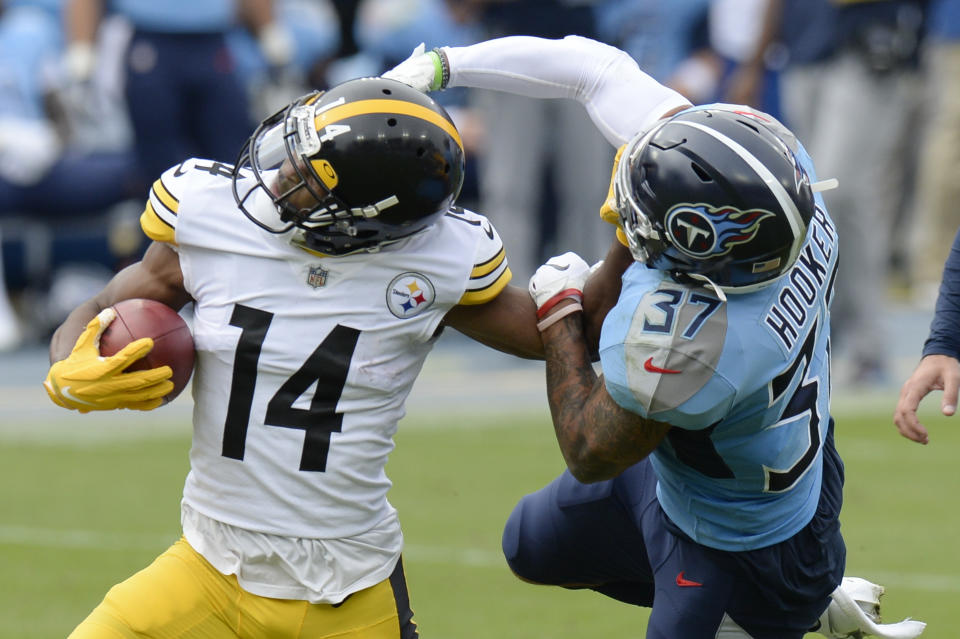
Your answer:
[233,77,465,255]
[614,106,816,295]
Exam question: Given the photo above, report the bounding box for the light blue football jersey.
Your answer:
[599,144,839,552]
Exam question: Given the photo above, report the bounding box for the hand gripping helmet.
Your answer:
[614,106,816,295]
[233,77,465,255]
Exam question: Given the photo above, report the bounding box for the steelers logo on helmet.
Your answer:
[386,272,436,319]
[665,203,775,259]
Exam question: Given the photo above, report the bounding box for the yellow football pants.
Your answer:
[68,537,418,639]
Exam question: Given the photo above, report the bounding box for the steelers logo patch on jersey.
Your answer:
[386,272,436,319]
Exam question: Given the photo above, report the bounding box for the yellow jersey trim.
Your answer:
[152,178,179,215]
[315,99,464,152]
[289,235,333,258]
[471,247,506,279]
[140,201,177,244]
[459,267,512,305]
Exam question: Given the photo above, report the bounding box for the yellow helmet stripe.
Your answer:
[314,99,464,152]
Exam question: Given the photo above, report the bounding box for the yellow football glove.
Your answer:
[43,308,174,413]
[601,144,629,248]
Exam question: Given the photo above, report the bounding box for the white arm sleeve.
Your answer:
[444,35,692,146]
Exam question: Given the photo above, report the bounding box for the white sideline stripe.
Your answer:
[0,524,505,565]
[0,524,504,569]
[867,571,960,595]
[0,524,176,551]
[1,525,958,595]
[404,543,504,568]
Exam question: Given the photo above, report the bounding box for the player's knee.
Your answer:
[501,495,558,585]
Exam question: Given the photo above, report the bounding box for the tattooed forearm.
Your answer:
[574,394,672,482]
[544,316,596,464]
[542,311,671,483]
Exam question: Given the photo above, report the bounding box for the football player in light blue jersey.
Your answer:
[517,103,848,639]
[385,35,926,639]
[596,104,839,553]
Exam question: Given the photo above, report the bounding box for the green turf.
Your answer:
[1,402,956,638]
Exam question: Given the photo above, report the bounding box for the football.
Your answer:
[99,298,196,403]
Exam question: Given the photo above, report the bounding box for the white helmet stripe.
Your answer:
[671,120,807,272]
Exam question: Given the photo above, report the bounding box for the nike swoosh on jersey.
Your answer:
[173,162,188,177]
[676,571,703,587]
[545,263,570,271]
[482,223,494,240]
[644,356,681,374]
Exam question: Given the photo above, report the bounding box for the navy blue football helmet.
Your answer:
[614,106,816,294]
[233,77,465,255]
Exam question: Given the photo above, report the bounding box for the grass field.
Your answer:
[1,391,957,638]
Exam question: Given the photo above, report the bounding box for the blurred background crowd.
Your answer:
[0,0,955,388]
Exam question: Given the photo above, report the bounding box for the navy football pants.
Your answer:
[124,30,252,183]
[502,422,846,638]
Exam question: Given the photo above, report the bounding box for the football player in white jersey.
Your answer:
[43,77,555,638]
[386,36,926,639]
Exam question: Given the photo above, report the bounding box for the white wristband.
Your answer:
[536,303,583,332]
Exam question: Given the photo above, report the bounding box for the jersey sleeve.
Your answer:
[598,281,736,429]
[601,342,736,429]
[455,213,512,305]
[445,35,691,146]
[139,161,195,245]
[924,226,960,359]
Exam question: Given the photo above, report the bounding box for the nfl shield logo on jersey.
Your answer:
[307,265,329,289]
[386,272,436,319]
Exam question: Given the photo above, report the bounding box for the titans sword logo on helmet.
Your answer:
[665,204,775,259]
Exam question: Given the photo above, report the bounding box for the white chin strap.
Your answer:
[811,178,839,193]
[687,272,728,303]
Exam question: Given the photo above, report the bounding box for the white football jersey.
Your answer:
[140,158,511,598]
